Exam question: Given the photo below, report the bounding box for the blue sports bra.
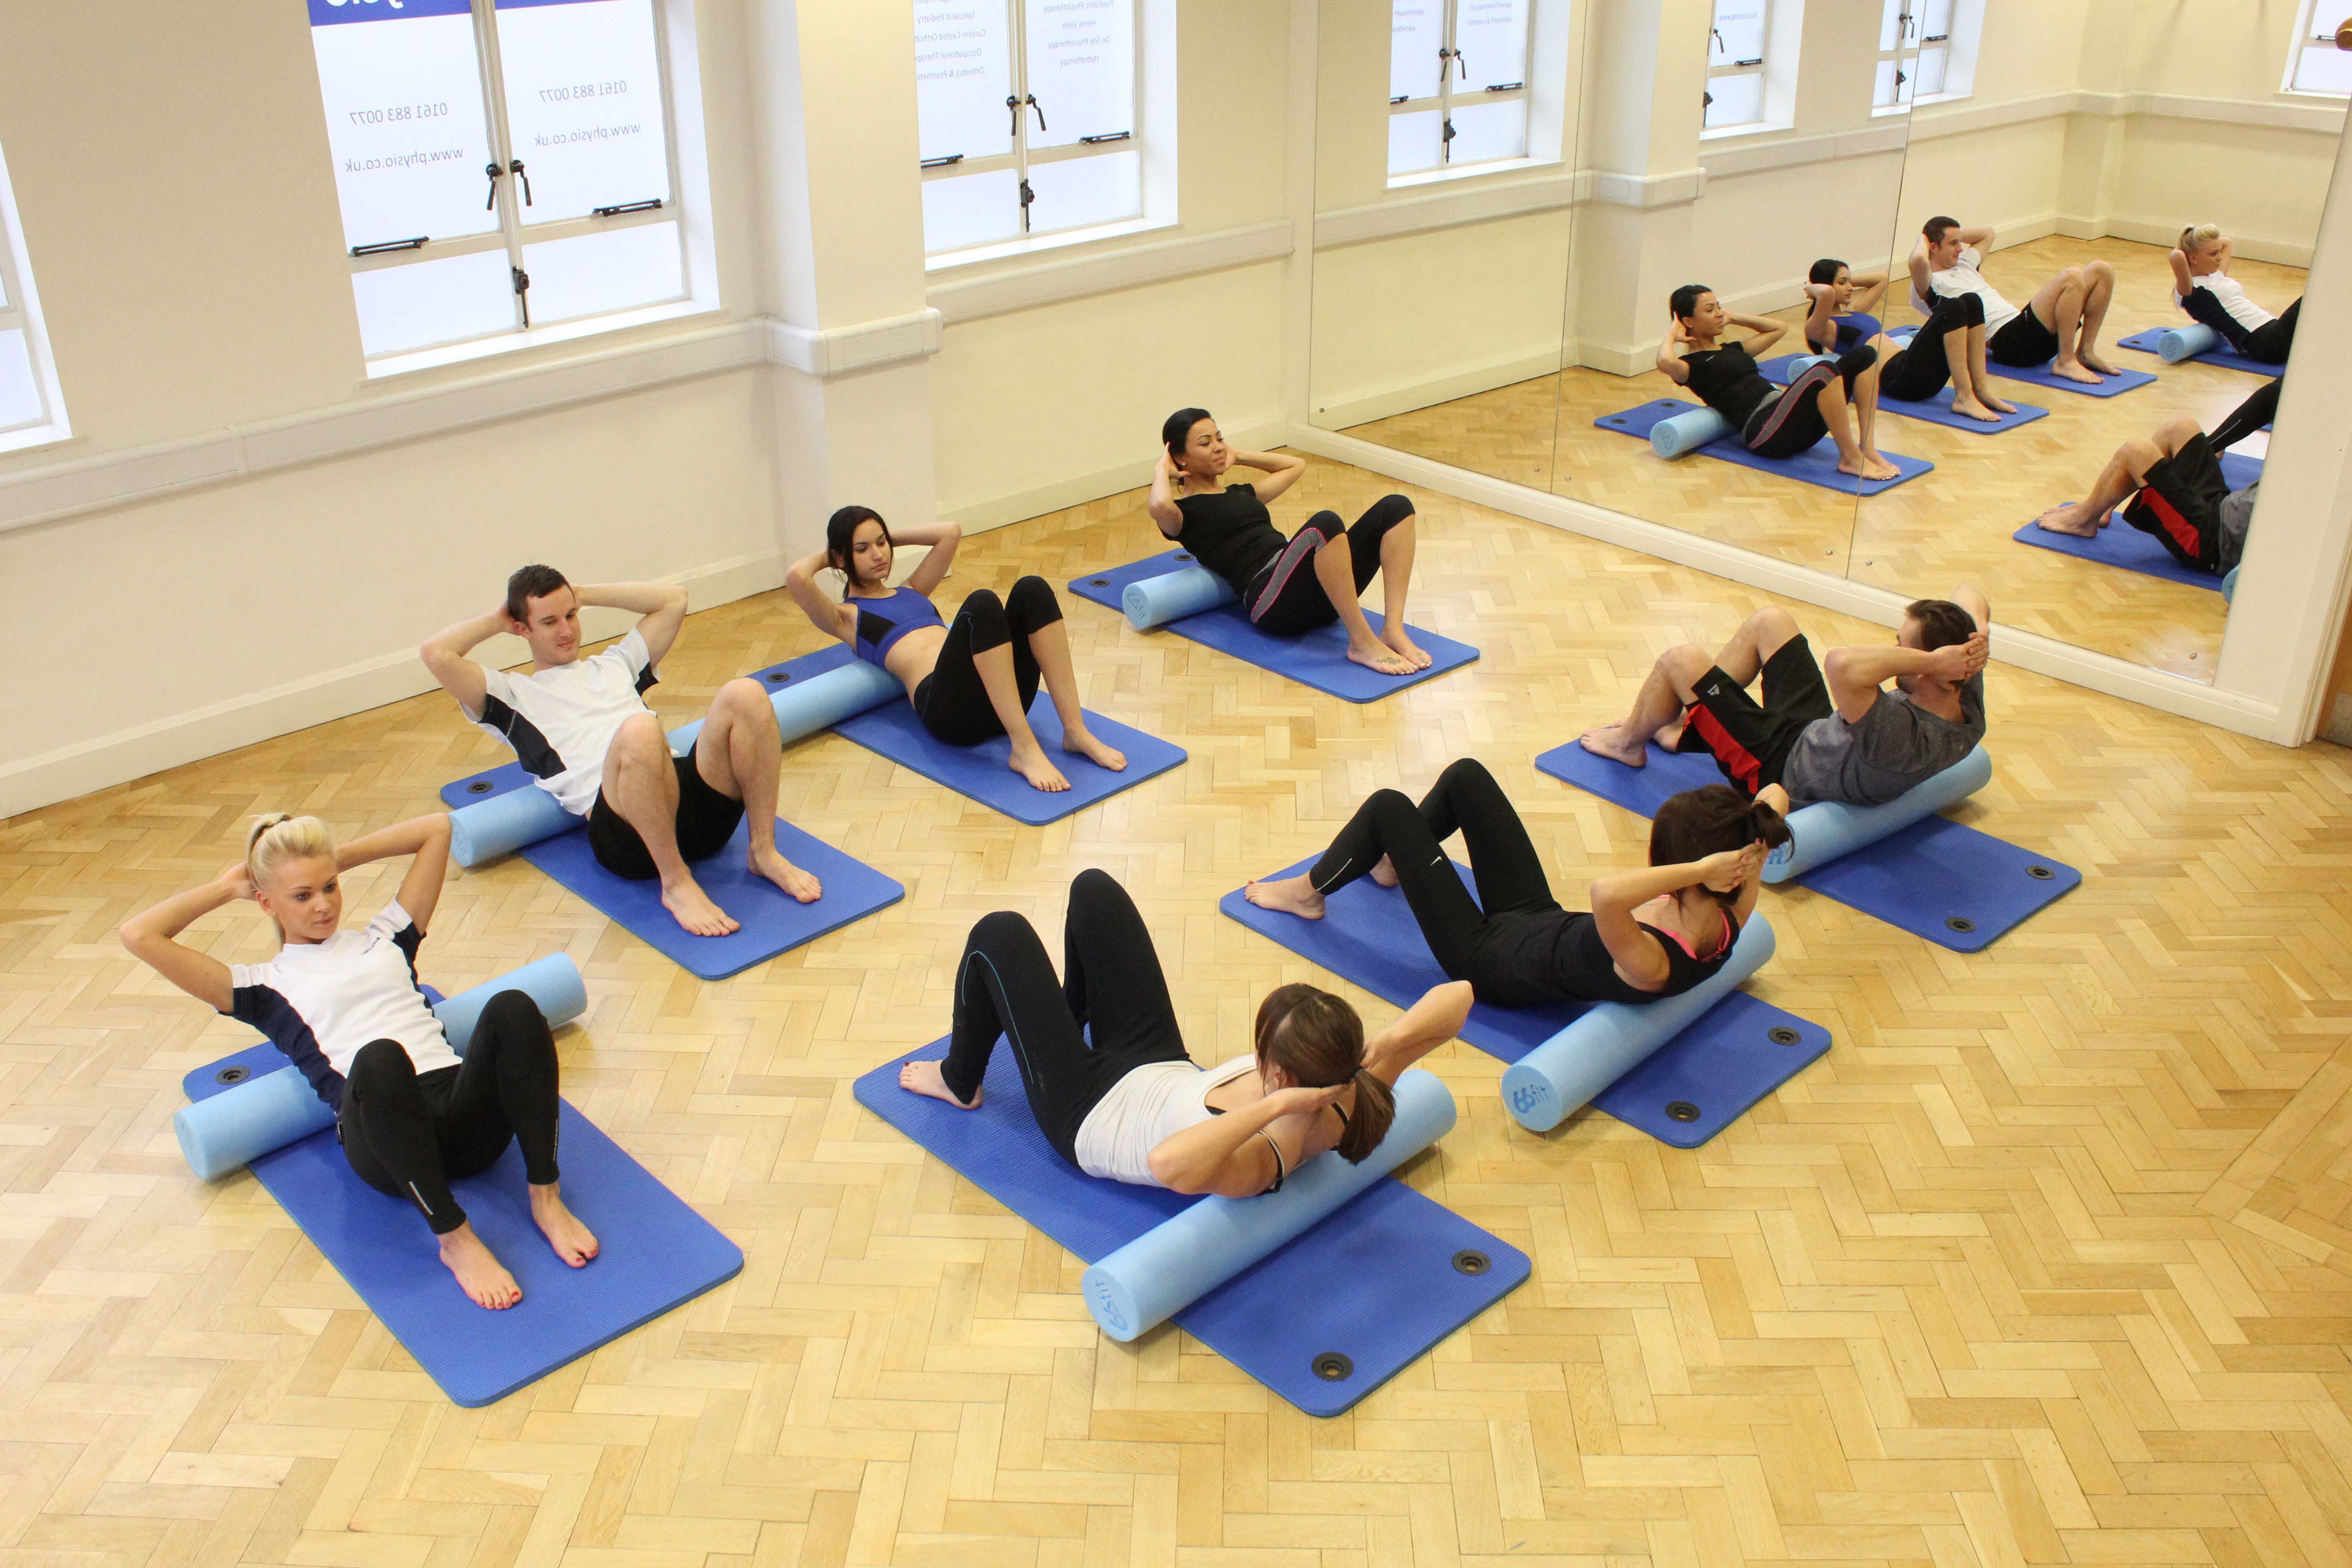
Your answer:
[850,586,944,668]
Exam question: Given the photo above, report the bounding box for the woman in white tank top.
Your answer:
[2171,225,2301,365]
[897,870,1472,1198]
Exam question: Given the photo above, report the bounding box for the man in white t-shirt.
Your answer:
[421,566,820,939]
[1910,216,2120,385]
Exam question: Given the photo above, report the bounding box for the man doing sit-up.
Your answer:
[1912,217,2118,385]
[421,567,820,938]
[1580,586,1990,813]
[2033,378,2275,576]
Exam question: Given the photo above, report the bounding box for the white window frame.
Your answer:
[1872,0,1979,115]
[1386,0,1539,184]
[0,139,70,456]
[1703,0,1771,134]
[2284,0,2352,98]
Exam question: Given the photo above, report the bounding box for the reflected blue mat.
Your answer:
[437,770,904,981]
[1887,325,2154,397]
[1534,742,2079,953]
[185,1046,742,1408]
[1218,859,1829,1147]
[748,644,1186,826]
[1594,399,1932,495]
[1758,352,2048,432]
[2117,327,2281,378]
[2010,450,2260,591]
[1068,550,1480,702]
[853,1039,1526,1416]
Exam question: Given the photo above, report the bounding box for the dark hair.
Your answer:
[1668,284,1714,322]
[1808,258,1845,286]
[1904,596,1976,653]
[1161,406,1214,475]
[1650,784,1793,908]
[505,564,571,624]
[1253,983,1393,1164]
[825,505,891,600]
[1923,215,1959,245]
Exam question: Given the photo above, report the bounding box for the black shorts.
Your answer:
[1672,634,1835,796]
[585,751,745,880]
[2122,433,2229,573]
[1989,306,2059,368]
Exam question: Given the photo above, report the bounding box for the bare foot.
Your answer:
[1657,719,1687,750]
[1983,391,2019,415]
[1009,739,1071,793]
[2053,358,2104,384]
[2034,503,2102,538]
[438,1222,521,1309]
[2079,350,2119,376]
[1347,637,1416,676]
[750,843,822,904]
[529,1183,599,1268]
[1244,873,1326,919]
[1370,855,1399,888]
[1840,452,1901,483]
[1379,625,1434,671]
[899,1058,980,1109]
[662,875,740,937]
[1579,723,1650,767]
[1061,723,1127,773]
[1952,397,2003,423]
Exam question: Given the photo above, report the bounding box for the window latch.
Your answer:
[484,160,504,211]
[1710,27,1725,58]
[351,236,428,257]
[593,197,664,217]
[1018,177,1034,231]
[508,159,532,208]
[1439,45,1465,80]
[1441,116,1455,160]
[512,265,530,327]
[921,153,964,169]
[1006,93,1046,135]
[1079,130,1131,144]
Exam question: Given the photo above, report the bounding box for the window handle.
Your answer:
[513,265,531,328]
[485,160,504,211]
[1439,45,1465,80]
[1025,93,1046,132]
[1441,116,1455,160]
[508,159,531,208]
[1006,93,1045,134]
[1711,27,1725,57]
[1018,176,1034,232]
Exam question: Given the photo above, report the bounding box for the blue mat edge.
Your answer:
[2117,327,2281,377]
[1592,400,1933,495]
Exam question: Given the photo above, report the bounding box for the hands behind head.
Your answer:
[1931,629,1991,683]
[1699,841,1769,894]
[216,862,257,902]
[1264,1081,1350,1121]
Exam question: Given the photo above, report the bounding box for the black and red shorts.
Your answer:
[1672,635,1834,797]
[2121,433,2228,574]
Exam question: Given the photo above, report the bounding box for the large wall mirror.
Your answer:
[1308,0,2344,692]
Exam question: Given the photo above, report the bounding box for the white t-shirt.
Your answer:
[1914,245,2019,336]
[2177,274,2274,335]
[470,627,657,816]
[1072,1052,1257,1186]
[227,901,457,1112]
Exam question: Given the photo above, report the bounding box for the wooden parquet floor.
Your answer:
[5,457,2352,1568]
[1343,237,2308,683]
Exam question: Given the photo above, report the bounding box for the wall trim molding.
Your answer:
[763,308,943,376]
[926,220,1294,324]
[1316,170,1585,249]
[941,415,1287,535]
[1587,166,1706,210]
[1700,122,1911,180]
[1312,349,1563,432]
[1911,87,2347,143]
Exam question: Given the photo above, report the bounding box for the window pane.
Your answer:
[1920,0,1954,38]
[521,221,683,324]
[1878,0,1905,53]
[1026,148,1140,235]
[2293,42,2352,93]
[1388,108,1444,175]
[1704,69,1764,127]
[922,167,1023,252]
[0,328,42,430]
[1915,44,1947,95]
[1023,0,1134,150]
[1710,0,1766,64]
[1454,0,1529,88]
[307,0,500,250]
[1390,2,1443,100]
[1448,98,1527,164]
[494,0,672,224]
[1874,56,1900,107]
[915,0,1013,162]
[352,248,516,356]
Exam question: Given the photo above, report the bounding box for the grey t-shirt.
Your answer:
[1780,672,1986,808]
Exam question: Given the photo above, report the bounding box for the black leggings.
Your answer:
[1881,292,1986,402]
[2185,291,2300,365]
[2206,377,2282,453]
[338,990,560,1235]
[938,869,1190,1165]
[1244,494,1416,635]
[1743,345,1876,460]
[912,576,1062,746]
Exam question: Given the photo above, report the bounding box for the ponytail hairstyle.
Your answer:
[1161,407,1213,483]
[245,813,338,896]
[1253,983,1393,1164]
[824,505,891,600]
[2178,222,2223,262]
[1649,785,1792,908]
[1808,257,1845,286]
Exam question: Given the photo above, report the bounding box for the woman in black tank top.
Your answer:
[1662,285,1902,482]
[1145,408,1431,677]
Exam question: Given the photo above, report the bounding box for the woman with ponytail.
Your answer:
[118,812,595,1310]
[1247,759,1788,1008]
[2169,223,2301,365]
[897,870,1470,1198]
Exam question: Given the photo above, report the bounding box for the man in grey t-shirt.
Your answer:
[1580,584,1990,810]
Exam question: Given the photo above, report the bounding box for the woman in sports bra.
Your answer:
[1245,759,1789,1009]
[2171,225,2301,366]
[784,506,1127,794]
[1661,284,1901,483]
[897,869,1472,1197]
[1146,408,1428,676]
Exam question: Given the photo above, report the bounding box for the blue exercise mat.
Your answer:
[436,771,905,981]
[1594,400,1932,495]
[853,1041,1527,1416]
[2010,449,2260,592]
[748,644,1186,826]
[1886,326,2153,397]
[1217,860,1829,1147]
[1757,352,2049,433]
[2117,327,2280,378]
[1534,741,2079,953]
[184,1045,742,1408]
[1068,551,1480,703]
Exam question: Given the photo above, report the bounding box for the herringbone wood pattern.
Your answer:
[5,457,2351,1568]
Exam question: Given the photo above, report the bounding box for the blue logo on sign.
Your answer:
[309,0,475,24]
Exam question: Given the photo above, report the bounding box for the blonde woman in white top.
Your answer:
[2169,224,2300,366]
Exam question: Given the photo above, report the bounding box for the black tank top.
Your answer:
[1681,343,1775,429]
[1173,484,1288,594]
[1468,909,1736,1009]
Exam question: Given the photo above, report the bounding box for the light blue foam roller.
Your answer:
[1122,564,1240,630]
[1079,1067,1457,1341]
[2160,323,2220,363]
[1650,405,1734,458]
[1499,916,1776,1133]
[174,953,589,1181]
[1762,744,1991,884]
[2220,565,2239,602]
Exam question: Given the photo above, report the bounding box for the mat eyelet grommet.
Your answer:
[1451,1249,1491,1276]
[1946,916,1977,933]
[2027,864,2054,880]
[767,670,790,683]
[1767,1025,1801,1046]
[1312,1351,1354,1382]
[214,1064,249,1085]
[1174,553,1194,563]
[1090,577,1110,587]
[466,780,493,794]
[1666,1101,1701,1123]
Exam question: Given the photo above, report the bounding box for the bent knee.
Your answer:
[1006,574,1061,620]
[967,908,1036,955]
[612,712,670,756]
[347,1038,416,1088]
[478,988,547,1030]
[1661,643,1713,683]
[1748,605,1801,641]
[2120,436,2164,470]
[715,676,775,720]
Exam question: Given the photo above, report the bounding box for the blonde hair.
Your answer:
[246,813,338,892]
[2178,223,2223,257]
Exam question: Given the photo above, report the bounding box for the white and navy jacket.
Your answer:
[226,902,458,1112]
